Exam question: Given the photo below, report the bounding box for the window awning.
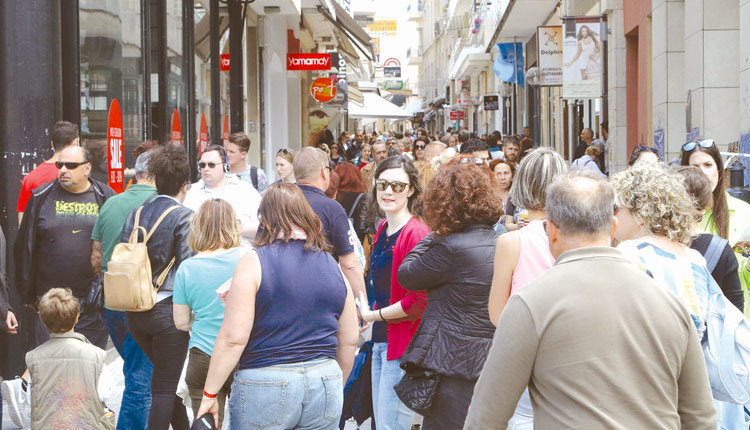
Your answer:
[194,14,229,60]
[349,92,413,119]
[318,2,375,62]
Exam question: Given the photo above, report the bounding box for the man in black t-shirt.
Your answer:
[15,145,115,349]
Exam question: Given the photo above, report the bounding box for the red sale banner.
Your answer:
[107,99,125,193]
[222,115,229,146]
[171,109,182,146]
[199,113,208,154]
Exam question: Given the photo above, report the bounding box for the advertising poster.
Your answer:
[563,18,603,98]
[537,26,563,86]
[170,109,182,146]
[199,113,208,154]
[106,99,124,193]
[222,115,229,146]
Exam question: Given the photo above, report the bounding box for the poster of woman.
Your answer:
[562,19,603,98]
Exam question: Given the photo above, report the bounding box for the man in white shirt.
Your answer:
[183,145,261,243]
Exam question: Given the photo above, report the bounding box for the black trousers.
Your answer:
[422,375,477,430]
[127,296,190,430]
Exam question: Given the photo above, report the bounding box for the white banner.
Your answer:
[537,26,563,86]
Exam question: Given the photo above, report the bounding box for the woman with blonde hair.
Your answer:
[172,198,244,427]
[571,144,605,177]
[276,148,296,183]
[612,163,747,428]
[486,147,567,428]
[196,183,358,429]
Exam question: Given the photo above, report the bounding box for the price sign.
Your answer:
[199,113,208,153]
[171,109,182,146]
[107,99,125,193]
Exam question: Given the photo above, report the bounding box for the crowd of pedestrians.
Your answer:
[1,123,750,430]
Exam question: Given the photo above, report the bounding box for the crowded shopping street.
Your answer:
[4,0,750,429]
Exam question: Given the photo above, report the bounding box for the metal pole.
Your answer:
[210,0,221,144]
[183,0,197,180]
[158,0,168,143]
[60,0,80,126]
[141,0,151,141]
[229,0,244,133]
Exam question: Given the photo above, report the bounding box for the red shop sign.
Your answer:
[220,54,230,71]
[171,109,182,146]
[449,110,464,120]
[287,53,332,71]
[222,115,230,146]
[311,77,336,103]
[106,99,125,193]
[199,113,209,153]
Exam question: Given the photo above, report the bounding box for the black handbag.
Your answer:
[393,362,441,415]
[81,274,104,314]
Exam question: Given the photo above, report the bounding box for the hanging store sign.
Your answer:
[220,54,230,71]
[222,115,230,146]
[449,109,464,120]
[381,80,405,91]
[367,20,397,36]
[562,17,603,98]
[287,53,332,71]
[106,99,124,193]
[457,93,473,108]
[537,26,563,86]
[383,57,401,78]
[311,77,337,103]
[199,113,208,153]
[483,95,499,111]
[171,109,182,146]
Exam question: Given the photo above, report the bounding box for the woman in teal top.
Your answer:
[173,198,244,427]
[681,139,750,245]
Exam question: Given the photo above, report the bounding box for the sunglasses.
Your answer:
[198,162,223,169]
[635,145,658,154]
[414,144,426,150]
[277,148,291,155]
[459,157,488,165]
[375,179,409,193]
[682,139,715,152]
[55,161,89,170]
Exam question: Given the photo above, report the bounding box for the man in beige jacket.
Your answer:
[464,171,716,429]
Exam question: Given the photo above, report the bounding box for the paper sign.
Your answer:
[106,99,124,193]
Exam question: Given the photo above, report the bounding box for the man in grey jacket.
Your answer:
[464,171,717,429]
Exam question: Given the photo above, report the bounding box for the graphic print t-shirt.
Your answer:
[35,184,100,297]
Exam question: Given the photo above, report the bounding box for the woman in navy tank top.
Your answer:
[195,183,358,429]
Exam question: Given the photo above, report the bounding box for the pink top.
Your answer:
[510,220,555,294]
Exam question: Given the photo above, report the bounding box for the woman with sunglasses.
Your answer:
[356,155,430,430]
[275,148,296,183]
[611,163,747,428]
[395,156,502,429]
[680,139,750,245]
[486,148,567,428]
[628,145,660,167]
[412,137,430,172]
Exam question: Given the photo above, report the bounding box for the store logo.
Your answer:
[311,77,336,103]
[287,53,332,70]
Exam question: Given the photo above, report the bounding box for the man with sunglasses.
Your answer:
[15,145,115,350]
[183,145,261,244]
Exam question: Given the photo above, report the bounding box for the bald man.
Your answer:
[15,145,115,349]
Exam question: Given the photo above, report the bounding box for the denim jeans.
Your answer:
[127,297,190,430]
[102,309,153,430]
[370,342,414,430]
[229,358,343,430]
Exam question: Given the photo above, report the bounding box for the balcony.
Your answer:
[408,46,424,66]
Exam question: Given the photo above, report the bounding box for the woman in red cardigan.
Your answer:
[357,155,430,430]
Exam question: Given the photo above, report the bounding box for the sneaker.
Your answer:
[1,376,31,428]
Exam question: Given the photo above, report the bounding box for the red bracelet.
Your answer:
[203,390,217,399]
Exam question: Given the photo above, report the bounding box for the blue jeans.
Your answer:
[230,358,343,430]
[102,309,153,430]
[371,342,414,430]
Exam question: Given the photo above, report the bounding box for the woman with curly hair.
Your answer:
[611,163,746,427]
[355,155,430,430]
[486,147,567,428]
[489,159,516,233]
[396,156,502,429]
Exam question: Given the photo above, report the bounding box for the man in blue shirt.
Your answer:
[90,150,156,429]
[294,147,367,305]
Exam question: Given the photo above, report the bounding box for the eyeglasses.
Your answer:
[55,161,89,170]
[198,162,223,169]
[635,145,659,154]
[375,179,409,193]
[414,144,426,150]
[682,139,715,152]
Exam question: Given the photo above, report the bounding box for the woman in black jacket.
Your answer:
[397,156,503,429]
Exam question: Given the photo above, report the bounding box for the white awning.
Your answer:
[349,92,413,119]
